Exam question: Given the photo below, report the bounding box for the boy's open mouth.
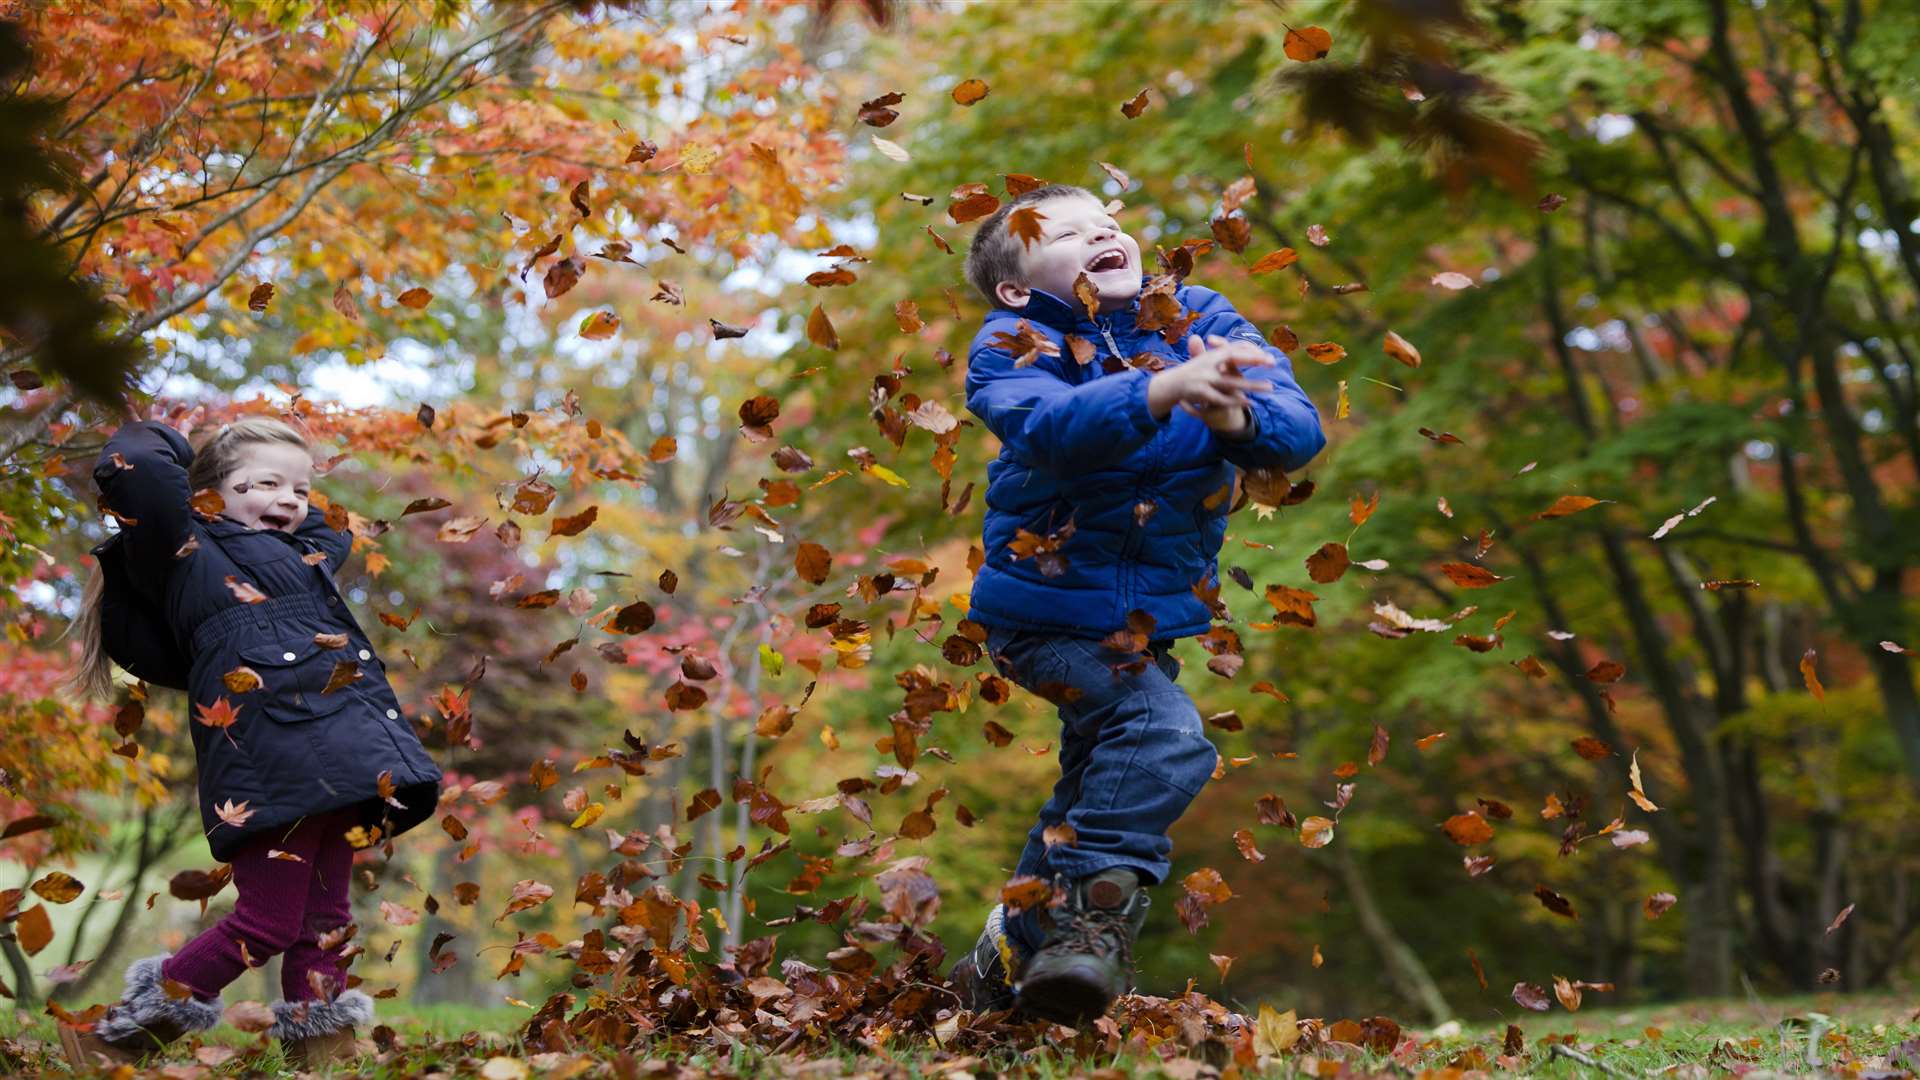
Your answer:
[259,512,293,530]
[1084,248,1128,273]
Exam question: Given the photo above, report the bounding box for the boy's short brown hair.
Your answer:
[964,183,1102,307]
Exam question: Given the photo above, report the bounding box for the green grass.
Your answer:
[5,991,1915,1077]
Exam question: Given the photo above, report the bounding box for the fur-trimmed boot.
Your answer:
[270,989,372,1069]
[58,954,223,1067]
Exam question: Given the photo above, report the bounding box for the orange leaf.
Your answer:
[1383,330,1421,368]
[396,287,432,309]
[951,78,989,105]
[1283,24,1333,62]
[1249,248,1298,274]
[1800,648,1824,700]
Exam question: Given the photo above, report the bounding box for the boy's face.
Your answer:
[994,195,1141,315]
[220,442,312,533]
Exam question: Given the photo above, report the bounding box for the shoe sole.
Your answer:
[1015,971,1114,1026]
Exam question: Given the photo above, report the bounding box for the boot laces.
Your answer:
[1052,903,1133,967]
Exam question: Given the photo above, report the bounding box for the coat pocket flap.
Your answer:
[239,638,328,668]
[260,686,358,723]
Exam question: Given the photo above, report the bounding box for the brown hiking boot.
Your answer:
[1014,868,1149,1025]
[950,903,1022,1015]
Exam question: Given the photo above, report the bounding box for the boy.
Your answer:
[949,184,1325,1025]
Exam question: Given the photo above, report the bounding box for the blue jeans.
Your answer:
[984,626,1219,952]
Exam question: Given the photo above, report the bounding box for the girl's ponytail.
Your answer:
[61,566,114,700]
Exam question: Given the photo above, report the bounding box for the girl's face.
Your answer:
[220,442,313,533]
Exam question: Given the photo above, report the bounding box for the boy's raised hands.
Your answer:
[1145,334,1275,434]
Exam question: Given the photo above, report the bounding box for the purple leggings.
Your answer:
[162,807,358,1002]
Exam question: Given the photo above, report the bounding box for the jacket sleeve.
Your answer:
[94,421,197,577]
[293,504,352,576]
[1184,286,1327,473]
[964,343,1163,475]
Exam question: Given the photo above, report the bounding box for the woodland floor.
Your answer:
[3,989,1916,1077]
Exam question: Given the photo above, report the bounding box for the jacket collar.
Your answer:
[987,276,1156,333]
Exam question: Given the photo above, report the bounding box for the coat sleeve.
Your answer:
[293,504,352,575]
[964,342,1163,475]
[1183,285,1327,473]
[94,421,197,577]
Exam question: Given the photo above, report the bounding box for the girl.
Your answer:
[61,415,443,1069]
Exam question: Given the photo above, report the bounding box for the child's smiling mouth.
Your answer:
[1084,248,1129,273]
[258,512,294,530]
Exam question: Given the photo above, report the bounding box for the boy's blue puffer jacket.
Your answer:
[964,280,1326,640]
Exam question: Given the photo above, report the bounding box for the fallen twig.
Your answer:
[1548,1041,1628,1077]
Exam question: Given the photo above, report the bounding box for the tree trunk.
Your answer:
[1331,845,1453,1025]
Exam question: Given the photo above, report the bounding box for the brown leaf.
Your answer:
[549,505,599,538]
[1007,206,1047,250]
[1534,494,1605,520]
[247,282,275,312]
[543,257,584,299]
[569,179,592,218]
[331,284,360,321]
[858,91,903,127]
[1533,883,1579,919]
[1825,901,1855,936]
[1644,891,1677,919]
[1120,87,1151,118]
[1439,562,1504,588]
[1304,342,1346,364]
[1305,542,1350,584]
[1263,584,1319,628]
[321,660,362,695]
[1571,736,1614,760]
[221,667,263,694]
[397,287,433,309]
[738,395,780,441]
[30,872,83,904]
[806,304,839,350]
[1512,981,1551,1011]
[795,542,832,585]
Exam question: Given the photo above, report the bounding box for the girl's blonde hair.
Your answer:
[66,417,312,700]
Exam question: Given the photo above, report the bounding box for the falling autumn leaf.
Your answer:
[1431,271,1476,290]
[1120,87,1150,118]
[1800,648,1825,700]
[1383,330,1421,368]
[806,305,839,350]
[951,78,989,105]
[1282,24,1333,61]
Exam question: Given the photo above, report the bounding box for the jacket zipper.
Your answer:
[1097,312,1149,618]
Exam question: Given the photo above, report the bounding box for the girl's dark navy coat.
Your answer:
[95,421,442,862]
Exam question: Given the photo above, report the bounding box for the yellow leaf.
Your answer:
[1254,1004,1300,1056]
[569,802,605,829]
[679,144,719,174]
[865,464,909,488]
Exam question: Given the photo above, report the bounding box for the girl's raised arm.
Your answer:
[94,421,197,575]
[293,503,353,576]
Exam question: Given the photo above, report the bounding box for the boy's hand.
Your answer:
[1146,335,1273,432]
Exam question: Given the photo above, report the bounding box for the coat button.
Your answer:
[358,649,371,661]
[385,709,398,720]
[282,651,297,661]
